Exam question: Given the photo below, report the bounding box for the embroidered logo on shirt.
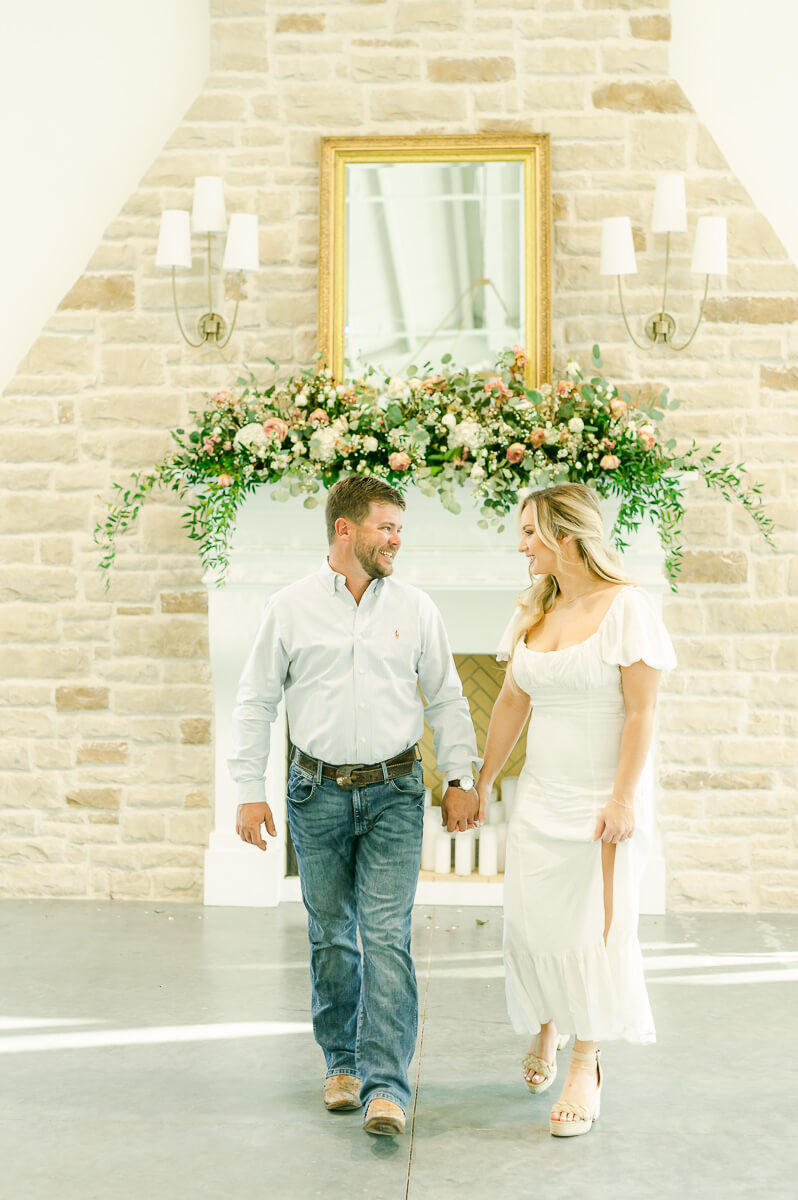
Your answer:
[394,629,399,638]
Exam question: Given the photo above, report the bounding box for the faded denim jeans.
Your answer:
[286,750,425,1113]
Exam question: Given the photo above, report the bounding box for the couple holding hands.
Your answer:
[231,473,675,1138]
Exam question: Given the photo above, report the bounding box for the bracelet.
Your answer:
[611,798,634,810]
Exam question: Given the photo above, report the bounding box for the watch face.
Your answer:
[459,776,474,791]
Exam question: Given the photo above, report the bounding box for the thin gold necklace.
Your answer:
[558,585,600,609]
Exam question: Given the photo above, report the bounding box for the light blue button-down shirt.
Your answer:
[229,558,480,805]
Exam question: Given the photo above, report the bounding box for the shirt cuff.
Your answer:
[443,761,482,781]
[236,779,267,807]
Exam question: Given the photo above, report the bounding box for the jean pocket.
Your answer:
[286,764,317,805]
[388,764,426,799]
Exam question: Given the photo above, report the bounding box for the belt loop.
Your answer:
[380,758,389,784]
[316,756,323,785]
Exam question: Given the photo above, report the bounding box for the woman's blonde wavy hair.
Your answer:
[504,483,633,687]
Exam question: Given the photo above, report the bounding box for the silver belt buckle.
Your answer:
[335,764,362,790]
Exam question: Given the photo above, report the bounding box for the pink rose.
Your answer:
[609,398,627,421]
[213,390,233,407]
[388,451,411,471]
[308,409,329,425]
[262,417,289,443]
[217,473,233,487]
[506,443,526,464]
[557,381,574,397]
[600,454,621,470]
[485,377,509,396]
[528,427,546,449]
[637,425,656,450]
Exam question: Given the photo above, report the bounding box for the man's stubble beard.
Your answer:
[353,531,393,579]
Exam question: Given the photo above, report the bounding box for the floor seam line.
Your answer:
[405,909,435,1200]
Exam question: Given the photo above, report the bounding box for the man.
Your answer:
[230,474,479,1136]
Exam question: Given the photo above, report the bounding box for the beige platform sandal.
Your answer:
[521,1033,570,1095]
[550,1049,602,1137]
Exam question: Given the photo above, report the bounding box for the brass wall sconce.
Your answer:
[155,177,259,348]
[600,174,727,352]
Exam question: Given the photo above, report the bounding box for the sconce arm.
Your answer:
[218,290,242,350]
[617,276,651,352]
[171,268,205,349]
[670,275,711,353]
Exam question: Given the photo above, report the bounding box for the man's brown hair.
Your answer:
[325,474,406,543]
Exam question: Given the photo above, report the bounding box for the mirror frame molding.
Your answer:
[318,134,551,384]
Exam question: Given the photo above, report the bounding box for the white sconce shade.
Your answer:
[223,213,260,272]
[600,217,638,275]
[155,210,192,269]
[651,174,687,233]
[192,176,227,234]
[691,216,728,275]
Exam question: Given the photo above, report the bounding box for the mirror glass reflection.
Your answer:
[344,160,524,376]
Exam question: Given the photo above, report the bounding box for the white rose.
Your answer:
[363,436,378,452]
[441,413,457,430]
[470,464,485,482]
[234,423,269,449]
[449,419,484,453]
[568,417,584,434]
[386,376,411,402]
[309,427,337,462]
[544,429,559,446]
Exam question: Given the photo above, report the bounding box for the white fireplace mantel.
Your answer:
[203,485,668,912]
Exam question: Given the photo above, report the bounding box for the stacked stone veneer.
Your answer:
[1,0,796,909]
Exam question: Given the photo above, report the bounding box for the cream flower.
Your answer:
[600,454,621,470]
[234,423,269,450]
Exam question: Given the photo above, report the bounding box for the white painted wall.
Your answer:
[2,1,795,393]
[671,0,798,267]
[0,0,210,391]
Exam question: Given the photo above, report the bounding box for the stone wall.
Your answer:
[1,0,796,909]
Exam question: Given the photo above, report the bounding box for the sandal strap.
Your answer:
[570,1049,600,1064]
[551,1100,592,1121]
[521,1053,554,1079]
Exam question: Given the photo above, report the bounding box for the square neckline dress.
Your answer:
[497,585,677,1044]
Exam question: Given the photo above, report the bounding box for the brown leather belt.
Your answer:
[293,745,420,790]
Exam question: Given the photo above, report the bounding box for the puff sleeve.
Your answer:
[599,587,677,672]
[496,607,522,663]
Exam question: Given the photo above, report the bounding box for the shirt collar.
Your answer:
[318,556,387,597]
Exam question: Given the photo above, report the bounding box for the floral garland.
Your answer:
[95,345,772,587]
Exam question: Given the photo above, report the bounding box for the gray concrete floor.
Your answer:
[1,902,797,1200]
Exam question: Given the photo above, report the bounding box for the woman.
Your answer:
[477,483,676,1137]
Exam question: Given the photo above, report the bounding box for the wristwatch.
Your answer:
[448,775,475,791]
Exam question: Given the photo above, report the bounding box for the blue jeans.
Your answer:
[286,751,425,1113]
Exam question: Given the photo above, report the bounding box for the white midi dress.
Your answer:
[497,586,676,1045]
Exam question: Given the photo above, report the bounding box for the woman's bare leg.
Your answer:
[524,1019,559,1085]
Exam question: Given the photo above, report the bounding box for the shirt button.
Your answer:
[359,703,365,709]
[360,737,366,743]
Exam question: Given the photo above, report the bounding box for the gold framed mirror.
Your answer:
[318,134,551,384]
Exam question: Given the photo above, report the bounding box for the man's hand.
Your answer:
[236,802,278,851]
[440,785,479,833]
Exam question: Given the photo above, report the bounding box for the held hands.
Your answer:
[440,785,479,833]
[592,797,635,844]
[236,802,278,851]
[476,777,492,825]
